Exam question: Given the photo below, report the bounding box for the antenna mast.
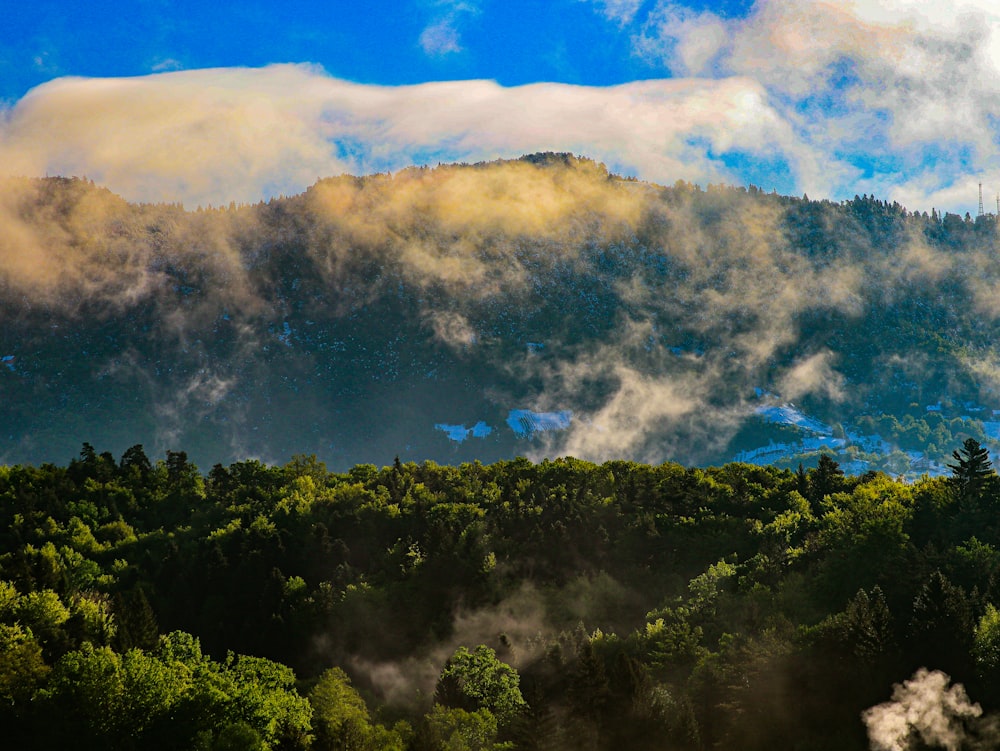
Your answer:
[979,182,985,217]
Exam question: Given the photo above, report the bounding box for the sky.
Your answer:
[1,0,999,212]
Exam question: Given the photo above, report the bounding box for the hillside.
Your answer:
[2,154,1000,472]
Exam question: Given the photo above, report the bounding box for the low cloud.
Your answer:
[552,363,718,464]
[0,64,806,208]
[3,145,992,468]
[0,66,351,208]
[779,352,846,404]
[348,583,550,708]
[424,310,478,348]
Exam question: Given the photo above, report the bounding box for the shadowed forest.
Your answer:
[3,443,1000,749]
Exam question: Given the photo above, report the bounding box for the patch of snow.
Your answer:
[840,460,871,475]
[506,409,572,438]
[436,424,471,442]
[755,404,831,435]
[733,436,844,465]
[434,422,494,443]
[802,436,846,451]
[469,421,492,438]
[845,431,893,453]
[733,442,796,464]
[277,322,293,347]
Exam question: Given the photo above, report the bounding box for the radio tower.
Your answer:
[979,182,985,217]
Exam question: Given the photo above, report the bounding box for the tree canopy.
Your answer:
[1,445,1000,749]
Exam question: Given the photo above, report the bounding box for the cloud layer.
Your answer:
[633,0,1000,210]
[3,2,1000,212]
[0,64,798,208]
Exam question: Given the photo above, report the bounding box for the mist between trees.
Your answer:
[4,444,1000,749]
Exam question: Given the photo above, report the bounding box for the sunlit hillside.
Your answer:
[3,154,1000,472]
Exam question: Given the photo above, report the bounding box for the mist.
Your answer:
[863,669,1000,751]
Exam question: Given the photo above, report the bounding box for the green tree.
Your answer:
[35,642,189,749]
[948,438,995,502]
[14,588,72,659]
[308,667,373,751]
[212,722,266,751]
[808,454,846,508]
[415,705,509,751]
[119,444,152,480]
[973,603,1000,679]
[221,653,314,749]
[0,623,50,705]
[112,587,159,652]
[909,570,974,677]
[435,646,526,728]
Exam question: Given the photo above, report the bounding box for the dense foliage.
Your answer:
[4,444,1000,749]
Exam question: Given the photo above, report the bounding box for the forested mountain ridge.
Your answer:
[3,447,1000,749]
[3,153,1000,472]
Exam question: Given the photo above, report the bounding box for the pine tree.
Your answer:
[947,438,995,502]
[808,454,845,507]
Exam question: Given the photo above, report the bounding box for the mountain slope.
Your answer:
[2,155,999,470]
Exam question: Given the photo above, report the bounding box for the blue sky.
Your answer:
[2,1,999,212]
[0,1,753,96]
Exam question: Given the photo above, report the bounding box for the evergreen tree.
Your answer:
[808,454,845,507]
[111,587,159,652]
[948,438,995,503]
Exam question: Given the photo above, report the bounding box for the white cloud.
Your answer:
[150,58,184,73]
[0,65,351,207]
[623,0,1000,211]
[779,351,846,403]
[419,1,479,57]
[0,64,812,207]
[554,364,708,463]
[420,19,464,55]
[585,0,645,26]
[635,4,730,76]
[863,669,982,751]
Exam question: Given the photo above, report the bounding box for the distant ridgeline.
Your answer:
[2,155,999,472]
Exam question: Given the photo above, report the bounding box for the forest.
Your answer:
[6,155,1000,473]
[3,442,1000,750]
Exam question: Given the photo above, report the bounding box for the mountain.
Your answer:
[2,154,999,472]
